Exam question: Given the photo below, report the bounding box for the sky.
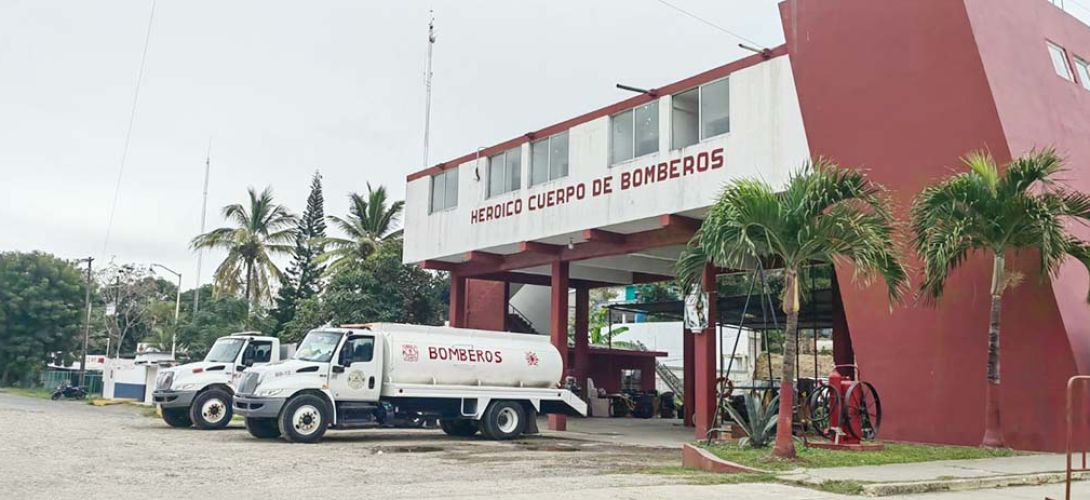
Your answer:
[2,0,789,289]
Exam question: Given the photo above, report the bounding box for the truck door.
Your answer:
[329,334,382,402]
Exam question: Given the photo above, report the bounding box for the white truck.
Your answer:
[233,323,587,443]
[153,333,287,429]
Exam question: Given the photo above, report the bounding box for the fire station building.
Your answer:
[403,0,1090,451]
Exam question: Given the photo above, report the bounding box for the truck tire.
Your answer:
[161,407,193,428]
[190,388,233,430]
[479,401,526,441]
[439,419,478,437]
[278,394,329,443]
[245,417,281,439]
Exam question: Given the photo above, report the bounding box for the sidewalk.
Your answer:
[778,454,1083,497]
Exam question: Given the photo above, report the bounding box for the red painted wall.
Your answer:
[781,0,1090,451]
[567,349,661,393]
[464,279,507,331]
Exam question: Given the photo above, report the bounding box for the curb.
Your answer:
[859,471,1089,497]
[681,443,768,474]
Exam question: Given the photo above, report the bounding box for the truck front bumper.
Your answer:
[152,389,196,409]
[233,394,286,419]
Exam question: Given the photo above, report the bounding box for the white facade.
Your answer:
[404,55,810,272]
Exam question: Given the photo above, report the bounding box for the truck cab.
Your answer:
[153,333,282,429]
[234,324,586,443]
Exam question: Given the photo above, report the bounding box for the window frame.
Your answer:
[670,77,731,150]
[610,101,660,165]
[1048,41,1075,81]
[487,147,522,198]
[530,132,570,187]
[429,168,458,214]
[1075,55,1090,91]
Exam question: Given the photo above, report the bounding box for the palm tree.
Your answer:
[911,149,1090,448]
[191,187,297,311]
[319,183,405,273]
[677,160,908,459]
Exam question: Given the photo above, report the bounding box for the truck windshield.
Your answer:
[205,338,246,363]
[294,331,342,363]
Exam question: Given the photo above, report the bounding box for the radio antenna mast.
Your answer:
[422,11,437,169]
[193,139,212,314]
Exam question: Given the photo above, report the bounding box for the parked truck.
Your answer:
[153,333,287,429]
[233,323,587,443]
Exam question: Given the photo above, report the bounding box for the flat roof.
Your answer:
[406,44,789,183]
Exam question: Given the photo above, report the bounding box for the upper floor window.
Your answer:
[530,132,569,186]
[1048,42,1074,81]
[611,101,658,164]
[672,77,730,149]
[429,168,458,213]
[488,147,521,197]
[1075,56,1090,91]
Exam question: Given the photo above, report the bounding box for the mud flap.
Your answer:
[524,406,540,434]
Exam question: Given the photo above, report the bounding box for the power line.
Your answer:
[651,0,763,48]
[101,0,158,255]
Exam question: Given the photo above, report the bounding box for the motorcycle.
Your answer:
[51,382,88,401]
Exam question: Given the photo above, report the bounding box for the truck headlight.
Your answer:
[256,388,284,397]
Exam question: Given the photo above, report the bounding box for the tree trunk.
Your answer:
[245,260,254,315]
[773,268,800,459]
[982,254,1005,448]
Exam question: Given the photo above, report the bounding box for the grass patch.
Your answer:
[812,479,867,495]
[0,387,54,399]
[702,442,1022,471]
[641,466,779,485]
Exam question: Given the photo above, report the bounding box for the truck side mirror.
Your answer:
[241,345,255,367]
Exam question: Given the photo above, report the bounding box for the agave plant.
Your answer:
[722,392,780,448]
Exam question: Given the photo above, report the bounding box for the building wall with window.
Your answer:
[403,55,809,264]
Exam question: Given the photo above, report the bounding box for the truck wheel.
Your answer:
[190,389,233,430]
[480,401,526,441]
[161,407,193,428]
[439,419,478,437]
[245,417,281,439]
[278,394,329,443]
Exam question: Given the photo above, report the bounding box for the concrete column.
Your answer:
[449,273,466,328]
[549,261,569,431]
[694,264,718,439]
[683,324,695,427]
[574,287,590,396]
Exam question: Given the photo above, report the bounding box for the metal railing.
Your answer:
[507,303,539,334]
[1065,376,1090,499]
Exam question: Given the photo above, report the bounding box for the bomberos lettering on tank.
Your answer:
[469,147,724,225]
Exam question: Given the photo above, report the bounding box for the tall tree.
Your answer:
[272,171,327,333]
[676,160,907,459]
[319,183,405,273]
[912,149,1090,448]
[0,252,85,385]
[323,240,445,326]
[191,187,297,311]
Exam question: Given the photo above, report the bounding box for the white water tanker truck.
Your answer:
[233,323,587,443]
[153,333,288,429]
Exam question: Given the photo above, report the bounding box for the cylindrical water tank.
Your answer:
[375,324,562,389]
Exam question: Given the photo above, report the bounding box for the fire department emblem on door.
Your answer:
[347,370,366,390]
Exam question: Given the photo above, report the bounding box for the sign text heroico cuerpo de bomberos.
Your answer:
[469,147,724,225]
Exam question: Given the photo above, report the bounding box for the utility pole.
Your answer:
[422,12,437,169]
[151,264,182,359]
[76,257,93,388]
[194,140,212,315]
